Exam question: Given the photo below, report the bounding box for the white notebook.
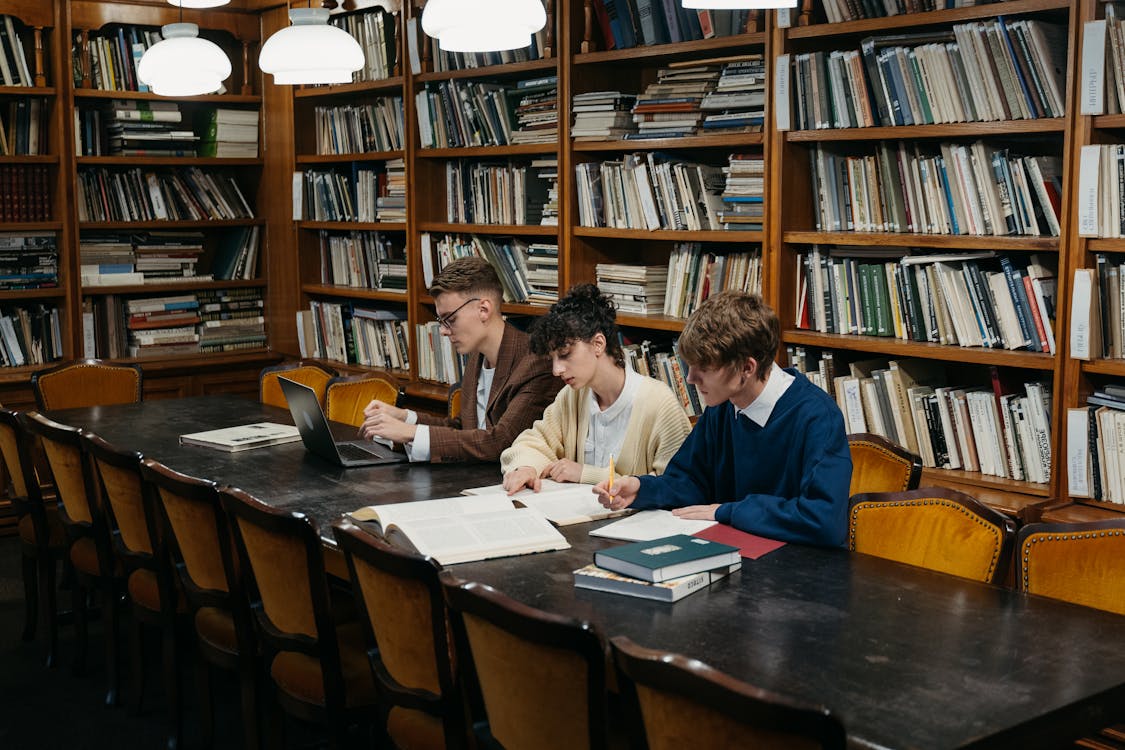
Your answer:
[589,510,717,542]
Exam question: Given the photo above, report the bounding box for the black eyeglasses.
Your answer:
[436,297,480,330]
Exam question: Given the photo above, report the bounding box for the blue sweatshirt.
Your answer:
[634,370,852,547]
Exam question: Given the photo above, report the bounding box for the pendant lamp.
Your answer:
[422,0,546,53]
[167,0,231,7]
[681,0,796,7]
[137,23,232,97]
[259,7,365,85]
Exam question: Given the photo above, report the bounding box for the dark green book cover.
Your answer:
[594,534,740,583]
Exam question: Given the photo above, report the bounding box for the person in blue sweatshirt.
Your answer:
[594,291,852,547]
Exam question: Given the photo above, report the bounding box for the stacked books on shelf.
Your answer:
[621,336,703,416]
[0,165,49,221]
[0,15,35,87]
[0,303,61,367]
[0,232,57,290]
[796,248,1057,354]
[526,242,559,305]
[596,263,668,315]
[297,300,409,371]
[314,99,404,155]
[415,320,467,384]
[379,159,406,222]
[574,534,741,602]
[510,76,558,145]
[330,6,398,82]
[76,167,254,222]
[445,160,550,225]
[536,158,559,226]
[105,100,198,157]
[1066,386,1125,502]
[80,234,140,286]
[789,20,1066,130]
[575,153,725,230]
[318,230,406,291]
[630,64,720,139]
[416,79,515,148]
[212,226,260,281]
[0,97,46,155]
[125,294,202,358]
[718,153,764,231]
[588,1,751,50]
[423,232,552,305]
[664,243,761,318]
[572,91,637,140]
[196,108,259,159]
[301,166,387,223]
[702,55,766,134]
[132,231,210,283]
[808,143,1062,236]
[197,288,265,353]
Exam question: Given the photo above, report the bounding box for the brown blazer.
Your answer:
[417,322,559,462]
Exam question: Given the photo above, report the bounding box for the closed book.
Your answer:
[593,533,740,582]
[573,561,740,602]
[179,422,301,452]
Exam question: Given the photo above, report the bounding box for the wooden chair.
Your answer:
[324,373,401,428]
[332,519,470,749]
[21,411,124,705]
[847,433,922,498]
[141,458,260,750]
[848,487,1016,584]
[0,406,65,665]
[32,359,143,411]
[447,383,462,420]
[259,360,336,410]
[610,636,847,750]
[440,573,611,750]
[221,486,376,748]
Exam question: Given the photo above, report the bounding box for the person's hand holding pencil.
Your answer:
[594,454,639,511]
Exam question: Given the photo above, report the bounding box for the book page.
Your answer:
[590,510,716,541]
[391,508,569,565]
[462,478,572,496]
[179,422,301,450]
[514,485,629,526]
[350,493,516,527]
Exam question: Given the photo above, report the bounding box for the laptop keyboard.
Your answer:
[337,442,381,461]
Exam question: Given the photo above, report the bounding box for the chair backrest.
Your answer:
[259,361,336,410]
[848,488,1015,584]
[610,636,846,750]
[0,407,43,508]
[83,432,153,562]
[441,573,609,750]
[447,384,462,420]
[847,433,922,498]
[1017,521,1125,616]
[21,412,99,529]
[32,359,143,411]
[324,373,400,427]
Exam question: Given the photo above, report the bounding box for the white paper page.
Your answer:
[394,508,568,564]
[589,510,716,541]
[351,493,515,524]
[515,486,629,526]
[462,479,572,496]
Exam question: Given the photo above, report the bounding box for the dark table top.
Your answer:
[49,395,1125,750]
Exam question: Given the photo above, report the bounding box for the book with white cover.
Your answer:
[350,494,570,565]
[179,422,302,452]
[463,481,629,526]
[589,510,716,542]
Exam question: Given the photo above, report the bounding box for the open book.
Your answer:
[463,481,629,526]
[179,422,301,452]
[350,494,569,565]
[589,510,717,542]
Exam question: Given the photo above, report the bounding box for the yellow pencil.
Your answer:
[608,454,615,493]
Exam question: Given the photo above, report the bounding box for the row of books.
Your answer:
[808,142,1062,237]
[298,300,410,371]
[431,9,548,72]
[621,336,703,417]
[330,6,398,83]
[0,232,57,290]
[0,15,36,87]
[1077,144,1125,239]
[197,288,266,354]
[76,167,254,223]
[318,230,407,291]
[0,97,46,156]
[797,249,1057,353]
[81,231,207,286]
[301,163,404,224]
[629,58,765,140]
[314,99,404,155]
[1067,388,1125,502]
[445,160,551,226]
[0,303,62,368]
[415,320,467,384]
[76,25,169,93]
[1091,5,1125,116]
[575,155,725,231]
[415,76,556,149]
[509,78,558,145]
[422,232,559,306]
[663,244,762,318]
[1069,255,1125,361]
[788,19,1066,130]
[590,0,752,50]
[815,0,996,23]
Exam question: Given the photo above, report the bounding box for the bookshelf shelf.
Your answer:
[575,227,763,243]
[783,231,1061,251]
[418,144,559,158]
[296,152,405,165]
[79,219,266,230]
[784,0,1071,40]
[82,279,268,296]
[0,288,66,301]
[573,133,765,151]
[419,221,559,236]
[301,284,408,303]
[0,364,60,383]
[785,120,1067,142]
[922,465,1051,497]
[1085,238,1125,252]
[0,86,55,97]
[415,58,557,83]
[116,348,271,368]
[500,301,551,316]
[304,355,411,380]
[76,156,263,167]
[294,77,406,99]
[0,155,57,165]
[782,329,1057,370]
[617,312,687,332]
[574,33,768,66]
[405,379,456,402]
[73,89,262,104]
[297,221,407,232]
[1092,114,1125,129]
[1080,359,1125,377]
[0,222,62,232]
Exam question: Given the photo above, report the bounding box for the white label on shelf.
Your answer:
[776,8,792,28]
[1067,407,1091,498]
[1078,145,1101,236]
[775,54,791,131]
[1082,20,1107,115]
[292,171,303,221]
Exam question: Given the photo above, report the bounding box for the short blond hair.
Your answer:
[428,257,503,303]
[677,292,779,380]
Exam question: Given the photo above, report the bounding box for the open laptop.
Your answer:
[279,377,408,467]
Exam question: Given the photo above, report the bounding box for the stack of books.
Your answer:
[105,100,197,157]
[132,231,208,283]
[197,288,266,354]
[509,76,558,145]
[377,158,406,222]
[196,107,259,158]
[718,153,765,230]
[80,234,139,286]
[126,295,201,358]
[571,91,637,140]
[701,55,766,133]
[574,534,741,602]
[596,263,668,315]
[317,230,405,290]
[630,64,721,139]
[0,232,57,290]
[534,158,559,226]
[525,242,559,305]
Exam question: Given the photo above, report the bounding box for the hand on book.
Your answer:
[503,466,541,494]
[594,475,639,511]
[360,401,416,444]
[541,459,582,484]
[671,504,721,521]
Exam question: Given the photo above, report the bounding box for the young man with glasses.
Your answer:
[360,257,558,462]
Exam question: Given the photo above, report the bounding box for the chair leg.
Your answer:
[238,659,261,750]
[130,614,146,715]
[195,653,215,749]
[72,581,88,677]
[264,690,285,750]
[21,551,38,641]
[162,618,183,750]
[41,556,58,668]
[103,581,121,707]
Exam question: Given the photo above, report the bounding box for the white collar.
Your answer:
[737,363,794,428]
[588,365,640,420]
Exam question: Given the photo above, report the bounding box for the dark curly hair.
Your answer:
[530,284,625,367]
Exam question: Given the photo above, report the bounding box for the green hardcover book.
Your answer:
[573,562,740,602]
[593,534,741,583]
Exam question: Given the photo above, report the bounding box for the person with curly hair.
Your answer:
[500,283,692,494]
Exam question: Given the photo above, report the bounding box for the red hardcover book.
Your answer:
[693,524,785,560]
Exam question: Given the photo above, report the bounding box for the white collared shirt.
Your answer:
[583,366,640,468]
[404,365,493,462]
[737,362,794,427]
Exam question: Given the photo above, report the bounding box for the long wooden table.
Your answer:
[50,395,1125,750]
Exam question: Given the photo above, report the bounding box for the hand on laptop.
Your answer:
[360,402,417,444]
[363,399,408,422]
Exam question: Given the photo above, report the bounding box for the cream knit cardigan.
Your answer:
[499,374,693,485]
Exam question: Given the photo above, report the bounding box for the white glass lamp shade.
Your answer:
[422,0,546,53]
[136,23,232,97]
[258,8,365,85]
[167,0,231,8]
[682,0,796,7]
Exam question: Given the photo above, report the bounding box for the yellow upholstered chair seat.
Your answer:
[325,374,399,427]
[194,606,239,656]
[386,706,446,750]
[259,362,335,410]
[1018,523,1125,617]
[849,488,1015,584]
[269,622,376,708]
[69,536,102,576]
[848,433,922,498]
[32,360,143,411]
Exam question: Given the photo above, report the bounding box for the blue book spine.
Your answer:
[935,156,961,235]
[999,255,1036,350]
